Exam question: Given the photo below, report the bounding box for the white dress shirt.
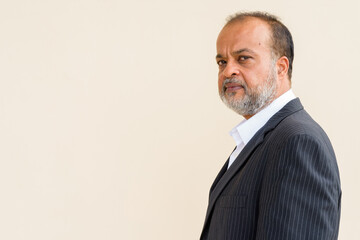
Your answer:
[228,89,296,169]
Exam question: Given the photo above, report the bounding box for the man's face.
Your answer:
[216,18,279,118]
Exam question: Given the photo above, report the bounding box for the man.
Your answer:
[200,12,341,240]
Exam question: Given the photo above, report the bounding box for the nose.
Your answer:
[222,61,240,78]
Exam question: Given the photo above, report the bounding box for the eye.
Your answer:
[239,56,251,61]
[217,60,226,66]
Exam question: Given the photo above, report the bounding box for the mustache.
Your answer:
[222,78,247,92]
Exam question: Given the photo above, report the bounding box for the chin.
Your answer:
[227,94,244,102]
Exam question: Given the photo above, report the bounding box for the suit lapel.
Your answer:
[203,98,304,227]
[209,158,229,193]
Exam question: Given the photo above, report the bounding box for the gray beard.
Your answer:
[219,65,278,116]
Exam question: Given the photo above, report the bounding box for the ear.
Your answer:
[276,56,289,80]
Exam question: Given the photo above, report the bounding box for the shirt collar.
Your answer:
[230,89,296,147]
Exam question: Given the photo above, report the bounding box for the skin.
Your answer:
[216,17,291,119]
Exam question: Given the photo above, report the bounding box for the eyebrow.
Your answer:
[215,48,256,59]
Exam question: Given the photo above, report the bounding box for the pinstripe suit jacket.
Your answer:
[200,98,341,240]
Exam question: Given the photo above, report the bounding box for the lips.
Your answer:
[225,83,244,92]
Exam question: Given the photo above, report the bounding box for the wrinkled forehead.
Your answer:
[216,18,273,52]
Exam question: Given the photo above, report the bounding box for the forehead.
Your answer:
[216,18,272,55]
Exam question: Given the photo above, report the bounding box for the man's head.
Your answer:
[216,12,294,119]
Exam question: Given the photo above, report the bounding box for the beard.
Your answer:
[219,62,278,117]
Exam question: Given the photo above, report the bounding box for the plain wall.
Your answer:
[0,0,359,239]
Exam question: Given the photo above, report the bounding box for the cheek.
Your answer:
[218,77,224,92]
[218,71,226,84]
[241,73,258,89]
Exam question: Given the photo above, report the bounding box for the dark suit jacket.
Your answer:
[200,98,341,240]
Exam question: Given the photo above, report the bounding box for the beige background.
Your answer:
[0,0,359,239]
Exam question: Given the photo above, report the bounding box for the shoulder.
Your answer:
[259,108,338,174]
[263,109,339,176]
[269,109,333,149]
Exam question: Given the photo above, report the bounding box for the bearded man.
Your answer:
[200,12,341,240]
